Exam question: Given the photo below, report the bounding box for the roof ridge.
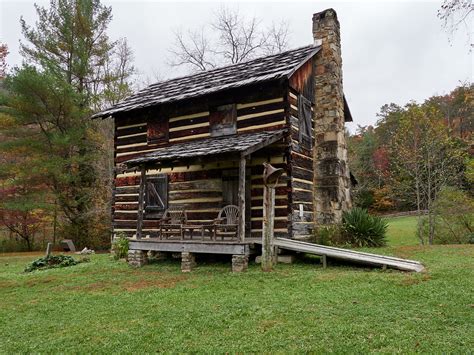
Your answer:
[146,43,317,88]
[92,44,320,119]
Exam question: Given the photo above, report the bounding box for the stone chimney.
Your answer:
[312,9,352,224]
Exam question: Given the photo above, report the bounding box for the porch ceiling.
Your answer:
[124,129,287,167]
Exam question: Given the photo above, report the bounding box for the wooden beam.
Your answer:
[238,156,246,242]
[129,240,250,255]
[136,166,146,239]
[261,185,276,271]
[240,130,287,157]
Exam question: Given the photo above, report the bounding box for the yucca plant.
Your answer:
[342,207,388,247]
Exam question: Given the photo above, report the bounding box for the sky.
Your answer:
[1,0,472,132]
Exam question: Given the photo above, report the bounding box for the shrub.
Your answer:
[112,233,129,260]
[353,188,375,210]
[418,187,474,244]
[371,187,395,212]
[342,207,388,247]
[312,225,345,247]
[24,254,87,272]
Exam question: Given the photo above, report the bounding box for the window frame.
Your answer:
[147,119,169,145]
[145,174,168,212]
[209,104,237,137]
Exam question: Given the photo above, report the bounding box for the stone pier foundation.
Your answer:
[232,255,249,272]
[128,250,148,267]
[181,252,196,272]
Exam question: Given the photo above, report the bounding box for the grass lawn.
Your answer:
[385,216,420,246]
[0,216,473,353]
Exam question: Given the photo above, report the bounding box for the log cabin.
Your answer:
[92,9,353,271]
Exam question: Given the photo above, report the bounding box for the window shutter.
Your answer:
[209,104,237,137]
[298,95,313,148]
[145,174,168,211]
[147,119,169,145]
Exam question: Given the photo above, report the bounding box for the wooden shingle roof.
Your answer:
[125,130,287,167]
[92,45,320,119]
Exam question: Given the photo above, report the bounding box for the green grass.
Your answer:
[0,216,473,353]
[385,216,420,246]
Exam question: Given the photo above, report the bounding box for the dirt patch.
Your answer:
[59,274,189,293]
[258,319,283,332]
[0,251,44,258]
[314,273,339,281]
[78,281,113,292]
[122,275,188,292]
[398,273,431,286]
[25,276,59,286]
[0,280,18,288]
[393,246,424,259]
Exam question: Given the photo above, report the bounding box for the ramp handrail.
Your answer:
[255,238,425,272]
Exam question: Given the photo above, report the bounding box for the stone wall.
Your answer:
[312,8,352,225]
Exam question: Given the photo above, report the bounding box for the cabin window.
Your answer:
[210,104,237,137]
[298,95,313,148]
[145,175,168,212]
[147,119,169,145]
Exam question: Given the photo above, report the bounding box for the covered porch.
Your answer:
[119,130,288,270]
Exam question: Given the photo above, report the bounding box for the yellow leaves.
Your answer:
[466,157,474,184]
[0,112,15,129]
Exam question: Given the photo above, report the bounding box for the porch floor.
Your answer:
[129,237,261,255]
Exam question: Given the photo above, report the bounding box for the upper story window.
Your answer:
[298,95,312,149]
[147,119,169,145]
[210,104,237,137]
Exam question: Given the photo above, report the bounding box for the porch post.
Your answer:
[238,155,246,242]
[262,185,275,271]
[261,163,283,272]
[136,165,146,239]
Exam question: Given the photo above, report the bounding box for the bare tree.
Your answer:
[438,0,474,50]
[91,38,136,112]
[137,68,164,90]
[264,21,290,55]
[169,27,216,71]
[168,6,290,72]
[212,7,267,64]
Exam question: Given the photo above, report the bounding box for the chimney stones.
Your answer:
[312,9,352,224]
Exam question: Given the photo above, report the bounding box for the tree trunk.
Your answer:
[415,170,424,245]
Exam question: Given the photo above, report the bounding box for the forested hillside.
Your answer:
[348,83,473,244]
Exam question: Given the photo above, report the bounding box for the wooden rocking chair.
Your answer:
[159,206,187,240]
[213,205,239,241]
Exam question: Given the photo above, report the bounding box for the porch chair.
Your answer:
[159,206,187,240]
[213,205,240,241]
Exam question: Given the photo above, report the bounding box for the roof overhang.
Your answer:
[91,45,321,120]
[124,129,288,168]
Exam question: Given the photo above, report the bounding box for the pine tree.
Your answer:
[1,0,135,248]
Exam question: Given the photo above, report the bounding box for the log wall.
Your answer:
[286,59,316,239]
[112,89,290,238]
[112,67,318,241]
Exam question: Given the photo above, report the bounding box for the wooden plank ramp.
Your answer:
[255,238,425,272]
